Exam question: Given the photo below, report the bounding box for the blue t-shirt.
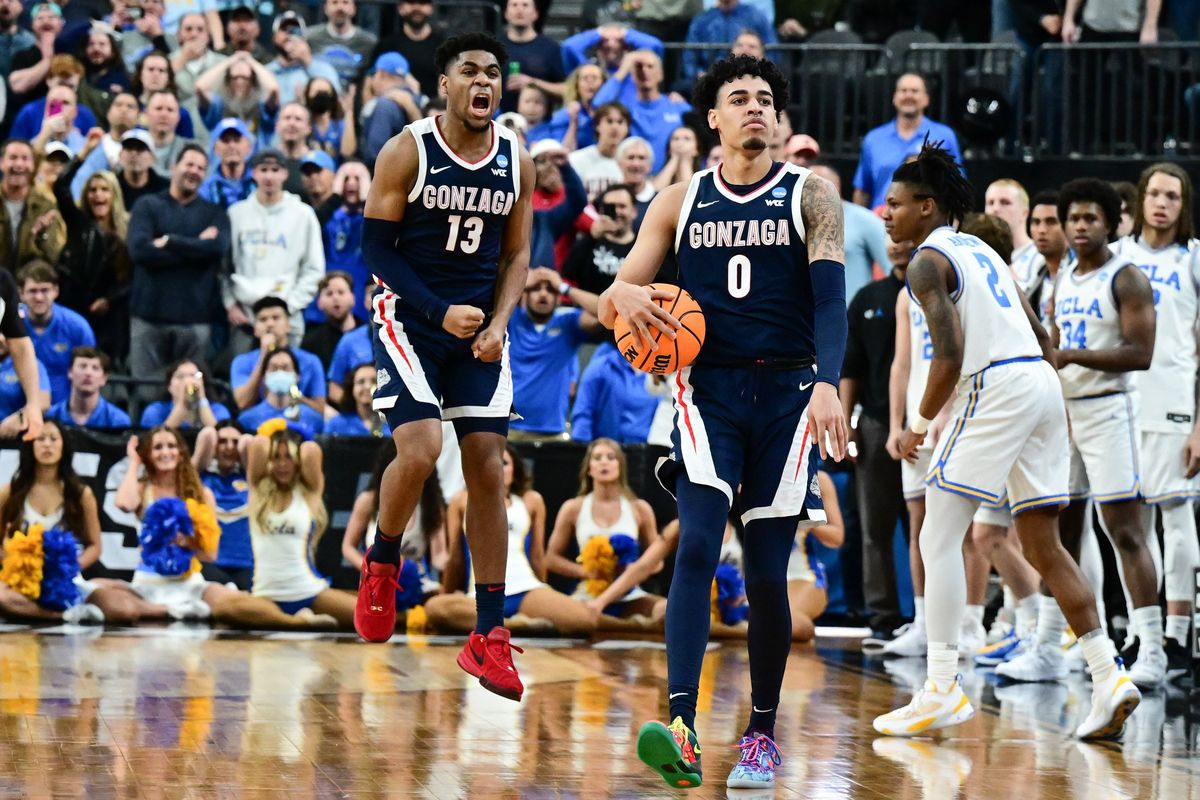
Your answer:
[201,469,252,570]
[139,399,233,428]
[231,348,327,401]
[23,304,97,403]
[508,305,587,434]
[326,325,374,387]
[843,201,892,301]
[853,117,963,209]
[592,76,691,172]
[569,343,658,444]
[323,412,390,437]
[237,400,325,434]
[46,397,131,429]
[0,356,50,419]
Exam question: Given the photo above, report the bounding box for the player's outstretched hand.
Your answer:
[599,280,679,353]
[472,325,505,363]
[443,305,485,339]
[808,382,847,462]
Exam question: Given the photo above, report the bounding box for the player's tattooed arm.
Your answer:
[906,250,963,422]
[802,172,846,263]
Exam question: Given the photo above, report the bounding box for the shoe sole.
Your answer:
[1078,693,1141,740]
[994,666,1067,683]
[456,649,523,702]
[637,722,702,788]
[727,775,775,789]
[873,700,975,737]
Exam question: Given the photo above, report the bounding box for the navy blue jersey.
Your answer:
[385,116,522,314]
[675,163,814,365]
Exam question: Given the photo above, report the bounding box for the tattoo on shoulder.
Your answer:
[803,175,845,262]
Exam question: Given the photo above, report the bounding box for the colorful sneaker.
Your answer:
[872,676,974,737]
[637,716,703,788]
[1075,658,1141,739]
[354,551,400,642]
[456,626,525,701]
[726,733,782,789]
[974,631,1026,666]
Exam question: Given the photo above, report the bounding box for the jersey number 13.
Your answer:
[446,214,483,254]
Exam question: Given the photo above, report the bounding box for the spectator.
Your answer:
[530,139,587,271]
[680,0,776,88]
[267,10,341,108]
[139,357,232,428]
[114,0,176,73]
[192,420,253,590]
[132,52,197,139]
[69,91,140,198]
[593,48,691,171]
[126,143,229,384]
[195,51,280,149]
[235,347,326,432]
[80,22,130,97]
[31,83,85,157]
[368,0,445,97]
[299,149,340,228]
[652,125,699,191]
[784,133,819,166]
[615,135,656,218]
[115,128,169,210]
[360,52,420,167]
[852,73,962,209]
[570,342,659,444]
[54,153,132,364]
[562,23,664,76]
[634,0,701,83]
[1062,0,1161,42]
[705,141,722,168]
[169,13,225,142]
[218,3,271,64]
[516,83,550,132]
[145,90,191,177]
[301,271,360,368]
[565,183,637,295]
[161,0,224,49]
[501,0,565,113]
[17,260,95,403]
[34,141,72,191]
[324,285,373,405]
[321,160,371,318]
[0,140,65,272]
[768,105,793,162]
[273,102,313,197]
[326,362,389,436]
[198,117,255,209]
[230,296,326,411]
[7,2,66,122]
[568,100,628,199]
[809,163,890,300]
[730,28,766,57]
[509,267,600,439]
[11,54,100,143]
[305,76,357,162]
[308,0,378,87]
[0,0,34,76]
[531,63,605,149]
[0,334,50,438]
[225,148,324,342]
[44,346,130,429]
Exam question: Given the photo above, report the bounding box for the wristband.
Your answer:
[910,414,932,436]
[559,282,572,296]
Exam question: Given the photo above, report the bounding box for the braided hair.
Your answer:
[891,139,973,229]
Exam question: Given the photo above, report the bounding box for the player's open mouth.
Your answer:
[471,93,491,113]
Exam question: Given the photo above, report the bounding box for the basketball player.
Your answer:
[598,55,848,789]
[355,33,534,703]
[1114,163,1200,682]
[998,179,1165,689]
[1023,191,1071,321]
[985,179,1037,281]
[873,145,1139,740]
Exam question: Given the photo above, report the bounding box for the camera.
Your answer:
[600,201,618,219]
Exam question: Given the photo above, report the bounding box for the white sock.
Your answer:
[1078,628,1117,682]
[962,604,984,630]
[1165,614,1190,646]
[1130,605,1164,648]
[913,596,925,626]
[1035,595,1067,648]
[926,642,958,690]
[1015,593,1039,636]
[1003,584,1016,612]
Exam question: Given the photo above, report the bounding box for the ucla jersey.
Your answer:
[674,163,813,365]
[1114,235,1200,432]
[384,116,521,315]
[907,300,932,421]
[1053,255,1133,399]
[914,227,1041,378]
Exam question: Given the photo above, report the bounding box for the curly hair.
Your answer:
[891,139,973,229]
[692,54,790,118]
[435,32,508,76]
[1058,178,1122,242]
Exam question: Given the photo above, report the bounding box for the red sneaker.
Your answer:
[456,626,525,701]
[354,553,399,642]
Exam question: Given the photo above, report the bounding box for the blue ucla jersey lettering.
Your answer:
[1053,255,1132,399]
[383,117,521,314]
[674,163,813,364]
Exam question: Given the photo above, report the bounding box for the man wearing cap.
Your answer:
[308,0,377,87]
[220,4,271,64]
[360,51,416,165]
[367,0,443,97]
[0,0,35,76]
[115,127,168,209]
[500,0,564,114]
[785,133,819,166]
[299,150,340,227]
[530,138,587,271]
[225,148,324,344]
[200,117,255,209]
[267,10,341,107]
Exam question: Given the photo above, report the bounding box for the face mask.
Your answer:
[264,370,297,395]
[308,91,336,115]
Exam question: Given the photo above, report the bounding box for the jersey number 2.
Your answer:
[973,253,1012,308]
[446,215,483,254]
[728,255,750,298]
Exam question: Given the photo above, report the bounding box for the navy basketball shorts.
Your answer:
[657,363,825,524]
[371,289,515,439]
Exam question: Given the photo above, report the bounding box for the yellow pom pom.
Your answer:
[0,526,45,601]
[578,536,617,598]
[710,579,719,624]
[256,418,288,438]
[406,604,428,634]
[184,499,221,576]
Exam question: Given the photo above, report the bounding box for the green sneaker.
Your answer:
[637,716,703,788]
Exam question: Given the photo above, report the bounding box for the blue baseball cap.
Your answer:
[300,150,337,173]
[212,117,251,141]
[372,51,409,78]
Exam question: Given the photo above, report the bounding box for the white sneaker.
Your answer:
[883,622,928,657]
[1127,641,1167,690]
[958,623,986,659]
[873,676,975,736]
[995,642,1067,682]
[167,598,212,621]
[1075,659,1141,739]
[62,603,104,624]
[986,617,1014,645]
[871,737,973,796]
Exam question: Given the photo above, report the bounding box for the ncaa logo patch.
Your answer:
[376,368,391,387]
[497,155,509,168]
[771,186,787,198]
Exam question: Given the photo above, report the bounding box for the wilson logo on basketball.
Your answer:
[613,284,706,375]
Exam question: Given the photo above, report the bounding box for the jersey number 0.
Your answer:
[446,214,483,254]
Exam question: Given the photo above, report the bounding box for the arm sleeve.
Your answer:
[547,165,588,238]
[54,159,88,229]
[622,29,664,57]
[810,258,848,386]
[0,272,24,338]
[593,74,636,108]
[362,216,450,325]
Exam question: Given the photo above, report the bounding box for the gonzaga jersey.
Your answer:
[914,226,1041,377]
[1053,255,1134,399]
[1114,235,1200,432]
[907,300,932,420]
[675,163,814,365]
[386,116,521,314]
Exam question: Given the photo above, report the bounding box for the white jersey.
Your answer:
[906,299,932,420]
[250,489,329,603]
[1114,235,1200,433]
[1053,255,1135,399]
[467,494,545,596]
[1011,240,1038,286]
[915,226,1041,378]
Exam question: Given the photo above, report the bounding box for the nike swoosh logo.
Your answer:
[799,380,814,391]
[697,200,719,208]
[486,585,505,592]
[669,692,689,699]
[752,706,774,713]
[430,165,452,174]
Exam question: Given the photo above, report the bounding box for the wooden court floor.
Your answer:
[0,625,1196,799]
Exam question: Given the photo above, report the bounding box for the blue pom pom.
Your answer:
[394,559,423,611]
[39,527,81,611]
[609,533,640,566]
[139,498,195,576]
[715,562,749,625]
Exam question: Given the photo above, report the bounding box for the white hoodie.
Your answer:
[226,191,325,334]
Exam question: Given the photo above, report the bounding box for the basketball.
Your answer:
[613,283,705,375]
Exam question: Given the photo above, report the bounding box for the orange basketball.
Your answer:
[613,283,705,375]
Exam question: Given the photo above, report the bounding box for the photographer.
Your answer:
[562,183,637,295]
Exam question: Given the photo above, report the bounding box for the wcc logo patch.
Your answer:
[376,368,391,387]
